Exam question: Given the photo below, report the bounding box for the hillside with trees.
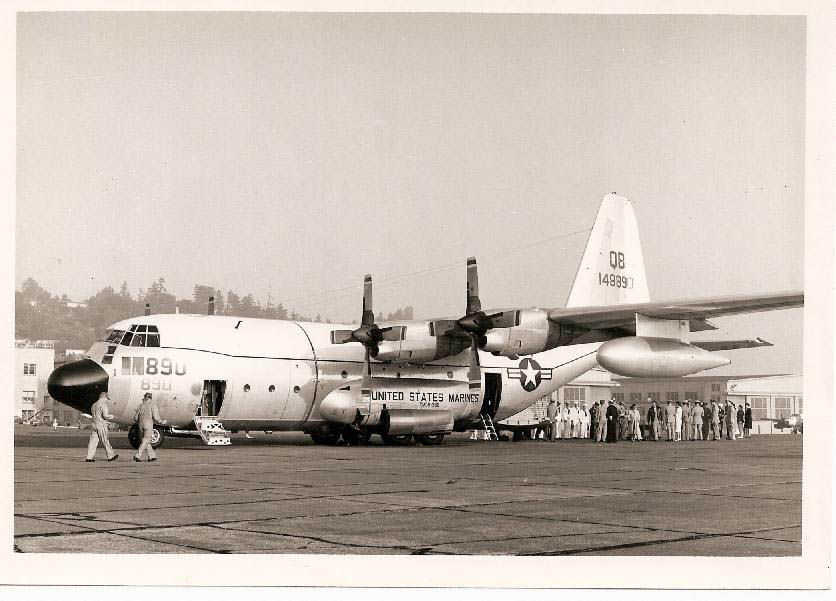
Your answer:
[15,277,414,355]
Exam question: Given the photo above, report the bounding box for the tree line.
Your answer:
[15,277,413,355]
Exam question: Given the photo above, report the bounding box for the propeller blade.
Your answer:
[379,326,404,342]
[466,256,481,314]
[361,346,372,404]
[330,330,355,344]
[468,334,482,390]
[361,274,374,327]
[485,310,518,329]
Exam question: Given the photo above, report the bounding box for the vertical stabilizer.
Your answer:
[566,193,650,307]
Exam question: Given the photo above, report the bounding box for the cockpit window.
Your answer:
[103,329,124,343]
[120,325,160,347]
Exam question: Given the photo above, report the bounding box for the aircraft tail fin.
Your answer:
[566,193,650,308]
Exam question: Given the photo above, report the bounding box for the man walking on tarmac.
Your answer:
[86,391,118,462]
[133,392,168,462]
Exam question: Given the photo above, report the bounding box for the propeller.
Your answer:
[330,275,401,403]
[430,257,517,390]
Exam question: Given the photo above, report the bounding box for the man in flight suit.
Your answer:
[133,392,168,462]
[86,391,118,462]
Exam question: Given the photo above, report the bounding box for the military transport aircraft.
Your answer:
[47,194,803,448]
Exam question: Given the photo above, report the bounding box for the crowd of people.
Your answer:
[535,397,754,443]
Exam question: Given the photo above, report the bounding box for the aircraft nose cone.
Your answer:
[47,359,109,414]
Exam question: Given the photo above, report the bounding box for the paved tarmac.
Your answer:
[14,425,801,555]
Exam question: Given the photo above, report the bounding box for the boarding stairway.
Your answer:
[193,416,231,446]
[480,414,499,441]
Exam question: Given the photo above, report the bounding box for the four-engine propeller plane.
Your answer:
[47,194,803,448]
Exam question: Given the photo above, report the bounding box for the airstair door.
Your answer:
[481,372,502,418]
[198,380,226,417]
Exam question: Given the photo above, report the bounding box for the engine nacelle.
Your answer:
[482,308,563,357]
[597,337,730,378]
[374,321,468,363]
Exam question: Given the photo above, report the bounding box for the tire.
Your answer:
[128,424,165,449]
[415,434,445,446]
[310,429,341,445]
[150,426,165,449]
[341,427,371,446]
[128,424,140,449]
[381,434,412,446]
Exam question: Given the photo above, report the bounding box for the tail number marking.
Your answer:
[598,273,634,288]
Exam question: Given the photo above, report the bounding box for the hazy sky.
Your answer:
[16,12,805,374]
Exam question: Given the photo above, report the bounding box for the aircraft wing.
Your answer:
[691,338,773,351]
[546,291,803,331]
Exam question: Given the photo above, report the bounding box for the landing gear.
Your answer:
[381,434,412,446]
[128,424,165,450]
[341,427,371,446]
[414,434,445,446]
[309,428,342,445]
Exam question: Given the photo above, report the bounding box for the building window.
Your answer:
[774,397,792,419]
[23,363,36,376]
[798,397,803,414]
[711,382,722,392]
[21,410,34,420]
[666,391,679,402]
[613,393,625,403]
[750,397,768,420]
[629,393,641,403]
[22,391,35,405]
[564,387,585,401]
[685,391,700,401]
[647,392,660,402]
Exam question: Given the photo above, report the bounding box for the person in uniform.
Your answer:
[691,401,703,440]
[605,400,619,443]
[701,402,711,440]
[681,401,691,442]
[133,392,168,462]
[674,402,683,441]
[569,402,580,438]
[744,402,753,437]
[646,399,658,441]
[589,402,598,441]
[546,399,558,441]
[579,403,589,438]
[665,401,676,441]
[725,401,737,440]
[86,391,119,462]
[597,400,608,442]
[736,404,745,439]
[710,400,722,441]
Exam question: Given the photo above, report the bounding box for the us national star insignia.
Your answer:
[507,358,552,392]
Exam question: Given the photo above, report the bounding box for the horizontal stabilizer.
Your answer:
[691,338,773,351]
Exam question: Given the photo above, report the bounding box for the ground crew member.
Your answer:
[665,400,676,440]
[546,399,558,441]
[596,400,607,442]
[86,391,118,462]
[133,392,168,462]
[701,402,711,440]
[682,401,692,441]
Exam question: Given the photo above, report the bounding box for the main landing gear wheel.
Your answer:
[341,427,371,446]
[127,424,165,450]
[309,429,341,445]
[415,434,445,446]
[381,434,412,446]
